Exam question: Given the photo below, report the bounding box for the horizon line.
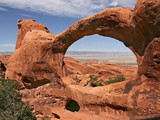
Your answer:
[0,51,133,53]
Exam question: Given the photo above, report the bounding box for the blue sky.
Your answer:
[0,0,137,52]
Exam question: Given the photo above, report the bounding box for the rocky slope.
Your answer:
[21,57,137,120]
[63,57,137,86]
[4,0,160,119]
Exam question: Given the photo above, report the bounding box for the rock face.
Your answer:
[0,54,11,68]
[0,61,6,72]
[6,20,64,88]
[0,54,11,76]
[16,19,50,49]
[5,0,160,119]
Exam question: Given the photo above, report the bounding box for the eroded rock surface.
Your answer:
[5,0,160,119]
[21,58,137,119]
[0,54,11,68]
[0,54,11,78]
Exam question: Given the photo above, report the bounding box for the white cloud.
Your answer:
[0,0,137,18]
[109,1,118,7]
[111,0,137,8]
[0,7,8,11]
[0,44,15,47]
[19,14,33,17]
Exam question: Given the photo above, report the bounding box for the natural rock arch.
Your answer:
[5,0,160,119]
[51,0,160,83]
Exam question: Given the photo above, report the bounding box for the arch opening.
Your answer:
[63,35,138,87]
[65,35,137,66]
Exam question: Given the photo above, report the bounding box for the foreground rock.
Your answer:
[21,59,137,120]
[5,0,160,119]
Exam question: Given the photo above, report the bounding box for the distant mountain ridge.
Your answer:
[0,52,13,55]
[0,51,135,56]
[66,51,136,57]
[65,51,137,66]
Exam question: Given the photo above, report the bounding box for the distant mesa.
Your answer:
[2,0,160,119]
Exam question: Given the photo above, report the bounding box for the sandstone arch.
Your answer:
[53,0,159,59]
[5,0,160,119]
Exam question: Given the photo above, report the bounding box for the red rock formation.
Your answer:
[16,19,50,49]
[0,54,11,67]
[0,54,11,77]
[5,0,160,119]
[6,20,63,88]
[138,38,160,81]
[0,61,5,72]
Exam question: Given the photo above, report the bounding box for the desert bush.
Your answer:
[89,75,99,81]
[90,81,104,87]
[105,75,126,85]
[41,117,51,120]
[69,71,74,74]
[0,73,5,79]
[0,78,36,120]
[76,72,80,75]
[89,75,104,87]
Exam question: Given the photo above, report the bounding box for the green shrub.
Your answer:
[105,75,126,85]
[83,84,88,87]
[89,75,104,87]
[86,75,126,87]
[0,73,5,79]
[69,71,74,74]
[0,78,36,120]
[90,81,104,87]
[89,75,99,81]
[41,117,51,120]
[76,72,80,75]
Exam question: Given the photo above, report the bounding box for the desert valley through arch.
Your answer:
[65,35,137,66]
